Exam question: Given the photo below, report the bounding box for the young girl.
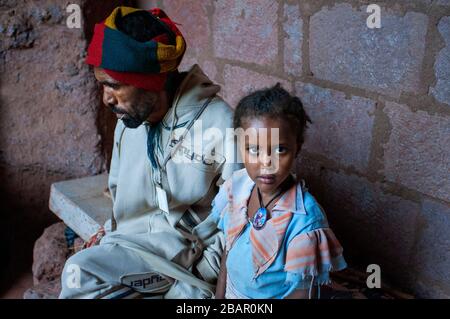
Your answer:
[211,84,347,299]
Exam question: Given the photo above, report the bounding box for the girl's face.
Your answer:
[240,116,300,196]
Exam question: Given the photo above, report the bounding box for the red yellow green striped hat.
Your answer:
[86,7,186,92]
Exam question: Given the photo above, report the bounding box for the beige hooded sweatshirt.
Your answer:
[102,64,241,298]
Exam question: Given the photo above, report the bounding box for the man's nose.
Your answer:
[103,90,117,107]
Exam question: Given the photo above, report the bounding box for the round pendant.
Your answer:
[252,207,268,230]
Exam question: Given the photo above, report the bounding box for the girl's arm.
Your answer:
[215,249,228,299]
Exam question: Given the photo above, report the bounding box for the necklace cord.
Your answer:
[256,175,295,209]
[257,187,283,209]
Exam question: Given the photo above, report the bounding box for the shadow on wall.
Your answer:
[0,69,15,290]
[0,0,135,294]
[83,1,134,171]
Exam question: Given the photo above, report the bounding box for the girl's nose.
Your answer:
[260,153,272,167]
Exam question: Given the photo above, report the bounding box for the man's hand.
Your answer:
[215,249,227,299]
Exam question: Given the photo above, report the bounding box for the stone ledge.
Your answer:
[49,174,112,241]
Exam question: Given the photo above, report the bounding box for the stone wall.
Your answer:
[0,0,134,291]
[139,0,450,298]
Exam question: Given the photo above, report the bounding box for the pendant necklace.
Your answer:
[251,187,284,230]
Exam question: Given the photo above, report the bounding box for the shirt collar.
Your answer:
[227,171,308,277]
[242,175,306,215]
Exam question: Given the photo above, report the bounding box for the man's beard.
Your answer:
[110,104,153,129]
[122,116,144,129]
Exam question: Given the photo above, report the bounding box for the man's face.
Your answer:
[94,68,168,128]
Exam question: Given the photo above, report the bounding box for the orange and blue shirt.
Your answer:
[209,168,347,299]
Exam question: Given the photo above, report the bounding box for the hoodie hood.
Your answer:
[169,64,222,121]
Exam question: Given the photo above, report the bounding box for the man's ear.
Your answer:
[158,90,167,99]
[295,140,302,157]
[157,90,169,106]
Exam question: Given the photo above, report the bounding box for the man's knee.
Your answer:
[59,250,85,296]
[60,247,103,298]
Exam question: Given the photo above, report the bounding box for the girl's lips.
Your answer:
[258,174,276,184]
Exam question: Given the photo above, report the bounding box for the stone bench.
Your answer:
[49,174,112,241]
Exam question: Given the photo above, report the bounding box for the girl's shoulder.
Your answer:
[288,180,330,235]
[284,181,347,280]
[221,168,254,201]
[209,168,251,227]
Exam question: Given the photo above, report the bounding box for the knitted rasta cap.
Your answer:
[86,7,186,92]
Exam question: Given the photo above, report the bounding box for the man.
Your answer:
[60,7,240,299]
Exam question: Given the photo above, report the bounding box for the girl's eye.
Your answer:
[275,146,287,154]
[248,146,259,155]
